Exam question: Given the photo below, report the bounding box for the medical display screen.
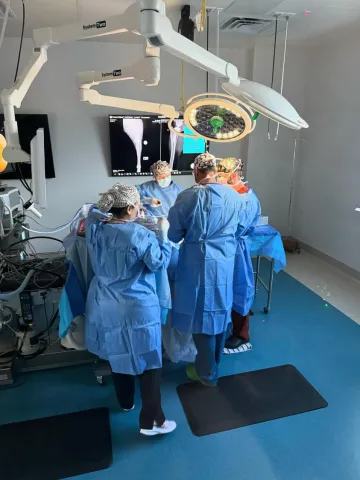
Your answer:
[0,114,55,179]
[109,115,206,177]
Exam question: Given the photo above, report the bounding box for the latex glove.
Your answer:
[157,217,170,241]
[144,197,162,207]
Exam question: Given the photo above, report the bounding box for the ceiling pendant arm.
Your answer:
[274,15,289,141]
[268,14,278,140]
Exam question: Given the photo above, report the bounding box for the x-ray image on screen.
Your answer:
[109,115,206,177]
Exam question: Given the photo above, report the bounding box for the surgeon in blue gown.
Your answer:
[217,158,261,352]
[137,160,183,281]
[85,184,176,437]
[168,153,247,387]
[137,160,183,217]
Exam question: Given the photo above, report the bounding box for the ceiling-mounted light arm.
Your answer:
[80,89,179,118]
[268,14,278,140]
[0,0,308,170]
[77,45,161,88]
[0,47,48,163]
[78,48,179,118]
[32,2,142,48]
[274,15,289,141]
[139,1,240,86]
[0,2,143,165]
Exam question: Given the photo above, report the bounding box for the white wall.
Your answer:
[291,31,360,271]
[0,38,250,250]
[246,44,307,234]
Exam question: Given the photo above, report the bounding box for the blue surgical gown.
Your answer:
[137,180,183,217]
[232,188,261,315]
[168,183,247,336]
[137,180,183,280]
[85,210,172,375]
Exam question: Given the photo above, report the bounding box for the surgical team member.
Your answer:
[137,160,183,281]
[137,160,183,217]
[217,158,261,351]
[85,184,176,437]
[168,153,246,386]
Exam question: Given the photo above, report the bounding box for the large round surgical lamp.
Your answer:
[168,92,256,143]
[168,10,307,145]
[168,80,307,143]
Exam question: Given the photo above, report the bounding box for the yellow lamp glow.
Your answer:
[0,134,8,173]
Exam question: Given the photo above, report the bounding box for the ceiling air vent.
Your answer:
[220,17,273,35]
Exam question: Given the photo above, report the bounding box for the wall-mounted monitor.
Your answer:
[109,114,206,177]
[0,114,55,179]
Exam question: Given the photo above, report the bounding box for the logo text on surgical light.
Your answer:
[101,70,122,78]
[83,20,107,30]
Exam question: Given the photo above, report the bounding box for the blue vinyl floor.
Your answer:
[1,267,360,480]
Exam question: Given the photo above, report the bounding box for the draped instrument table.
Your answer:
[249,225,286,313]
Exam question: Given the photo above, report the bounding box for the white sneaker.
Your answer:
[140,420,177,436]
[122,405,135,412]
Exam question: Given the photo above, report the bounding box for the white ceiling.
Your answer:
[2,0,360,46]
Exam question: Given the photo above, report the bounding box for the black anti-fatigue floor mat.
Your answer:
[0,407,113,480]
[177,365,328,437]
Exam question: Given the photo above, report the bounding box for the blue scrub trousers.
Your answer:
[193,331,227,386]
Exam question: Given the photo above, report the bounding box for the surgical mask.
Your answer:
[157,176,172,188]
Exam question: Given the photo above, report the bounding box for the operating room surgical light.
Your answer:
[0,0,308,204]
[170,92,257,143]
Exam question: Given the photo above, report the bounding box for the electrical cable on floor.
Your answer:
[19,338,48,359]
[34,308,59,340]
[6,236,64,252]
[42,296,51,346]
[0,328,28,365]
[0,255,65,294]
[2,255,65,282]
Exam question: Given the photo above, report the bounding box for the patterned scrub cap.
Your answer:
[194,153,217,169]
[216,157,243,175]
[151,160,171,177]
[97,184,140,212]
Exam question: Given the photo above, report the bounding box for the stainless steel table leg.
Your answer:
[255,255,260,293]
[264,258,275,313]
